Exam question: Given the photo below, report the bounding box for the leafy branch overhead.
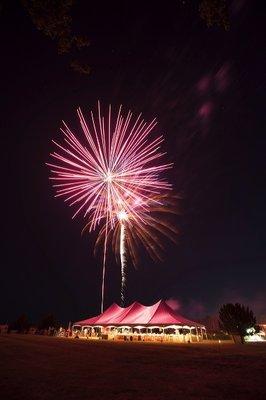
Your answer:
[21,0,90,74]
[19,0,230,75]
[199,0,229,31]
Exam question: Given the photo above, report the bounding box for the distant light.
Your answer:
[246,327,255,335]
[245,334,265,342]
[245,327,266,342]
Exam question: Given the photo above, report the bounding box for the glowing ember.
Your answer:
[117,210,128,221]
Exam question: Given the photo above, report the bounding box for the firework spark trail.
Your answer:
[95,193,179,276]
[119,221,126,306]
[48,102,172,309]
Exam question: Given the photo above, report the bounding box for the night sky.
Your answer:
[1,1,266,325]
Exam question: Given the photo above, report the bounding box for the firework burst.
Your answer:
[47,102,173,310]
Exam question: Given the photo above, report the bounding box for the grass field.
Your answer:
[0,334,266,399]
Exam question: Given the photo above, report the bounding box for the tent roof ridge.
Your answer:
[146,300,163,324]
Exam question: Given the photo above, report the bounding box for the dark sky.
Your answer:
[1,0,266,324]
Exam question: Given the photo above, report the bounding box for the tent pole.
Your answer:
[189,327,192,343]
[204,327,207,340]
[196,326,199,342]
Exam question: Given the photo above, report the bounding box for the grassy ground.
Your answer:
[0,334,266,400]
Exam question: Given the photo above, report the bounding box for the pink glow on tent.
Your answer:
[104,302,145,324]
[114,302,147,325]
[123,301,162,325]
[74,315,100,326]
[92,303,123,325]
[74,303,120,326]
[148,300,201,326]
[74,300,203,327]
